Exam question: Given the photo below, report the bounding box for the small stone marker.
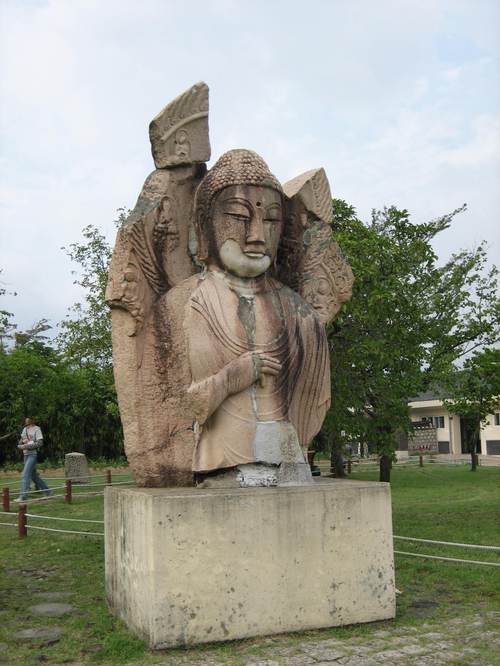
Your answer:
[28,603,75,617]
[64,452,89,484]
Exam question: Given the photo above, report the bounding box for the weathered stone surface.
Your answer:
[64,452,89,484]
[302,646,346,661]
[281,168,353,324]
[279,656,316,665]
[106,83,353,488]
[105,480,395,648]
[105,165,203,487]
[28,603,74,617]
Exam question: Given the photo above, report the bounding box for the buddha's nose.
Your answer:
[246,214,266,245]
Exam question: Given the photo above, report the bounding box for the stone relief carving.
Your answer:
[106,82,353,487]
[149,81,210,169]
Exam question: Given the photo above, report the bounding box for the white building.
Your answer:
[407,391,500,455]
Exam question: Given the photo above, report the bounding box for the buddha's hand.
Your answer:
[225,351,282,394]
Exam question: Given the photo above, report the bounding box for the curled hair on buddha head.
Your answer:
[194,149,284,261]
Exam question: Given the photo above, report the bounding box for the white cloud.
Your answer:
[441,115,500,168]
[442,66,463,82]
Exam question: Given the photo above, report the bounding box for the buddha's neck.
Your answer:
[206,265,274,295]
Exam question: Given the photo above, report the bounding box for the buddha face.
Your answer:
[206,185,283,278]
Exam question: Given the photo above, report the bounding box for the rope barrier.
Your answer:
[71,480,133,490]
[394,550,500,567]
[26,524,104,536]
[70,481,109,488]
[0,511,14,516]
[394,536,500,551]
[12,485,67,495]
[34,473,131,481]
[99,480,134,486]
[0,521,16,527]
[1,476,133,489]
[27,494,66,502]
[28,491,105,502]
[27,512,101,522]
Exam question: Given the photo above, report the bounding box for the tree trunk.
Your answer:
[330,431,346,478]
[471,451,478,471]
[379,454,391,482]
[469,424,480,472]
[330,448,346,477]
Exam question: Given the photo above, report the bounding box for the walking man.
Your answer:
[14,417,51,503]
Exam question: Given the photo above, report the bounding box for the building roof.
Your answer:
[409,388,450,402]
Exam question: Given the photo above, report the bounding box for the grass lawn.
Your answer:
[0,464,499,665]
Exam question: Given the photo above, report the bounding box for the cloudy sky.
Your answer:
[1,0,499,333]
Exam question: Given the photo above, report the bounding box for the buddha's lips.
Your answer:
[244,251,266,258]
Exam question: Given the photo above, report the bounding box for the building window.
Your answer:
[435,416,445,428]
[495,413,500,426]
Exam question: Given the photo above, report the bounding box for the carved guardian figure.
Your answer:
[106,83,353,487]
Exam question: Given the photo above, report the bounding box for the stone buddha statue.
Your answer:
[106,83,353,487]
[155,149,330,487]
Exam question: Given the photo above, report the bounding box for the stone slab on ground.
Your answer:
[105,479,395,649]
[14,628,64,641]
[33,591,73,600]
[28,603,75,617]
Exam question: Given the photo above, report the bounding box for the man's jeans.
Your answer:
[20,454,50,500]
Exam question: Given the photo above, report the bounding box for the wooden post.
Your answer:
[65,479,72,504]
[18,503,27,539]
[106,469,112,485]
[419,454,423,467]
[2,487,9,513]
[347,460,352,474]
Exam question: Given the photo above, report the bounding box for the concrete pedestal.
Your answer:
[105,480,395,648]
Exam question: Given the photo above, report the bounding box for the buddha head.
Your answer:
[194,149,284,278]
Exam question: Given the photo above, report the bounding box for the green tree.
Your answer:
[0,343,75,462]
[0,269,17,353]
[444,348,500,471]
[0,220,125,463]
[56,218,124,460]
[325,200,500,482]
[57,225,114,368]
[0,342,123,464]
[14,318,52,349]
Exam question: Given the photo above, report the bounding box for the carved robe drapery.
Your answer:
[156,269,330,473]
